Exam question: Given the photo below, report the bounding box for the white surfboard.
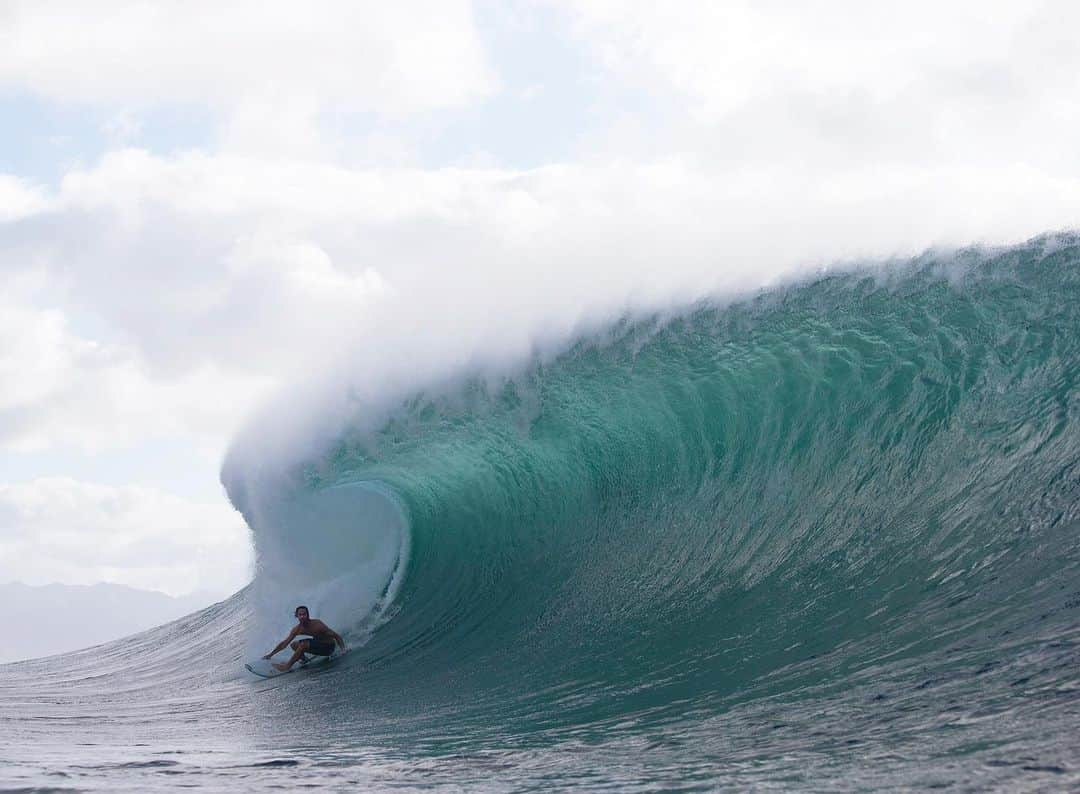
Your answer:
[245,650,345,679]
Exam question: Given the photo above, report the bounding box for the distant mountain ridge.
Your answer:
[1,581,228,664]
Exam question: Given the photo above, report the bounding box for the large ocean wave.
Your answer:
[4,234,1078,790]
[223,234,1080,742]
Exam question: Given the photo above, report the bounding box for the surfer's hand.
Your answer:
[262,653,272,660]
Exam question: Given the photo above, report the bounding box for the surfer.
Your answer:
[262,605,346,672]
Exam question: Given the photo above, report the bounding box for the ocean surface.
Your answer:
[2,235,1079,792]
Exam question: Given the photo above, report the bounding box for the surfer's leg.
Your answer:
[273,639,310,672]
[289,640,310,666]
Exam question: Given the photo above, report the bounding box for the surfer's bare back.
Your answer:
[263,605,346,672]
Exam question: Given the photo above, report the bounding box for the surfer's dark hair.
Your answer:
[294,605,309,616]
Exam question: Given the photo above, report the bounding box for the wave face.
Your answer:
[5,236,1080,790]
[232,234,1080,768]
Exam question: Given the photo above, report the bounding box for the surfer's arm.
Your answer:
[327,628,346,650]
[262,626,299,659]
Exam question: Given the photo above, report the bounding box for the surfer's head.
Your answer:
[294,605,310,621]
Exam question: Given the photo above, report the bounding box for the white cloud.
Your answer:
[560,1,1026,108]
[0,0,496,117]
[0,477,249,595]
[556,1,1055,107]
[0,175,47,222]
[0,286,274,453]
[554,1,1080,171]
[101,109,144,145]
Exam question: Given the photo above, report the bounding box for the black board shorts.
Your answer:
[303,637,335,657]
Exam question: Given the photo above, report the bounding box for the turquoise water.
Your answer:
[2,235,1078,790]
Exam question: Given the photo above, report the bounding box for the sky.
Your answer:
[1,1,1078,599]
